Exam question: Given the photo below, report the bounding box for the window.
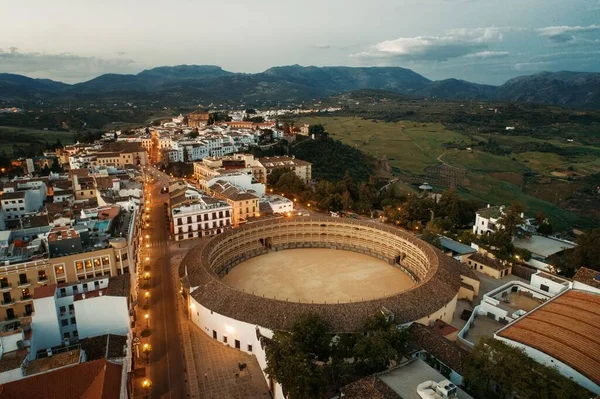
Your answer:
[94,281,100,289]
[102,257,110,266]
[121,253,128,261]
[93,258,101,268]
[540,284,550,292]
[73,285,78,294]
[38,270,47,281]
[61,319,69,327]
[223,336,227,344]
[73,330,78,337]
[60,288,66,296]
[90,191,94,195]
[71,317,76,324]
[63,332,70,339]
[85,260,92,269]
[69,304,74,312]
[247,344,252,352]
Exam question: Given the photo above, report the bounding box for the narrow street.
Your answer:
[136,166,186,398]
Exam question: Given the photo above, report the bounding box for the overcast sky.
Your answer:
[1,0,599,84]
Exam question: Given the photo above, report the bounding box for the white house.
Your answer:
[31,275,131,355]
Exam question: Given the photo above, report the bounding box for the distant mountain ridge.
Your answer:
[1,65,600,109]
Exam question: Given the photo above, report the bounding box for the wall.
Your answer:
[0,367,23,384]
[461,275,480,297]
[31,296,62,353]
[74,296,130,339]
[189,296,284,399]
[530,273,569,296]
[573,281,600,295]
[415,294,457,326]
[495,335,600,395]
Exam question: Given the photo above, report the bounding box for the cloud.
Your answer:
[0,48,138,83]
[513,61,550,71]
[536,25,600,43]
[353,27,506,62]
[465,51,509,59]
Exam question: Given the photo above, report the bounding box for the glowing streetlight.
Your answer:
[145,313,149,327]
[144,290,150,304]
[142,343,152,362]
[144,272,150,280]
[146,243,150,248]
[145,256,150,262]
[145,234,149,239]
[142,378,152,397]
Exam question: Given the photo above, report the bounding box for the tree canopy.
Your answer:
[463,337,591,399]
[264,313,409,399]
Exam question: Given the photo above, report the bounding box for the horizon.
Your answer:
[0,63,583,86]
[1,0,599,84]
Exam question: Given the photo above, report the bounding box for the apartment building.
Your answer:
[31,274,130,351]
[208,180,259,226]
[0,205,140,325]
[170,194,233,241]
[256,156,312,185]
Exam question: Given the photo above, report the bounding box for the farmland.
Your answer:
[0,126,75,157]
[296,115,600,230]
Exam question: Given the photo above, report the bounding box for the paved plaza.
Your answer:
[188,321,271,399]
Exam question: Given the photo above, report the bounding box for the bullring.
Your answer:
[180,217,464,332]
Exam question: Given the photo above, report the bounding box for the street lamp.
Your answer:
[142,343,152,362]
[144,290,150,305]
[142,378,152,397]
[145,313,149,327]
[144,272,150,280]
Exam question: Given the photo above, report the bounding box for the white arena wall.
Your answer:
[187,289,458,399]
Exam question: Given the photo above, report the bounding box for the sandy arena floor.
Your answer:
[222,248,415,303]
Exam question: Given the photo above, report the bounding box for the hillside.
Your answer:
[2,66,600,109]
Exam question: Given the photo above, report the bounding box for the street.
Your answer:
[136,166,186,398]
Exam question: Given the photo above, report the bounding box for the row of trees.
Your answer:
[264,314,408,399]
[464,337,591,399]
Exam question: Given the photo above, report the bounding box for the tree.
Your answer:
[353,314,409,374]
[565,229,600,272]
[463,337,591,399]
[308,124,328,140]
[188,130,199,139]
[265,315,331,399]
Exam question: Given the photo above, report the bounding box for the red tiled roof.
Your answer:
[0,359,122,399]
[497,290,600,385]
[33,284,57,300]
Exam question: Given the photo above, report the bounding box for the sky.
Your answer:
[1,0,599,85]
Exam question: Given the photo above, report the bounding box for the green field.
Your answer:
[0,126,75,156]
[297,116,470,174]
[296,116,597,230]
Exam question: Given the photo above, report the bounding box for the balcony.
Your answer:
[1,299,15,306]
[4,316,17,321]
[18,295,32,303]
[21,312,33,318]
[0,284,12,292]
[38,276,48,283]
[17,279,31,288]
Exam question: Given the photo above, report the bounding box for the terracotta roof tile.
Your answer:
[0,359,122,399]
[497,289,600,385]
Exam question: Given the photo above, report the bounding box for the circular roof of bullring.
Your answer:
[179,217,463,333]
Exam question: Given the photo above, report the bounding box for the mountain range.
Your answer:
[1,65,600,109]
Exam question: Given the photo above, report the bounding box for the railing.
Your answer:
[4,316,17,321]
[19,295,32,302]
[38,276,48,283]
[22,312,33,318]
[0,284,12,291]
[1,299,15,306]
[17,279,31,287]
